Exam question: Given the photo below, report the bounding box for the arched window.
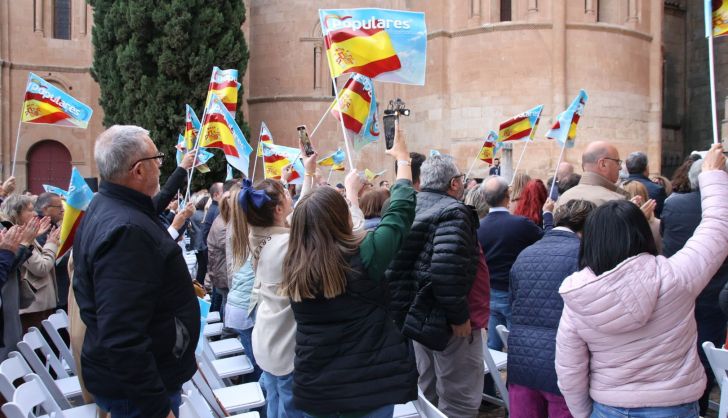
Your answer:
[500,0,512,21]
[53,0,71,39]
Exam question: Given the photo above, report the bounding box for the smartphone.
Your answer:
[297,125,314,156]
[383,112,397,150]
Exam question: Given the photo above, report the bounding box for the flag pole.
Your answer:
[330,78,356,170]
[251,146,259,183]
[185,128,203,201]
[310,99,336,139]
[326,166,334,184]
[548,140,568,198]
[510,141,530,186]
[10,119,23,178]
[464,153,480,180]
[706,0,721,145]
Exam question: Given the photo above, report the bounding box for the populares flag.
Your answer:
[198,94,253,177]
[22,73,93,128]
[317,149,346,168]
[498,105,544,142]
[204,67,240,115]
[42,184,69,199]
[546,90,588,149]
[320,13,402,79]
[262,142,305,184]
[709,0,728,37]
[58,167,94,260]
[477,131,500,164]
[330,74,380,151]
[257,121,274,157]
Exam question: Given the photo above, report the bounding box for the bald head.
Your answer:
[556,162,574,182]
[482,175,509,208]
[582,141,621,183]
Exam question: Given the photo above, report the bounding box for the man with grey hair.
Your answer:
[34,192,69,311]
[626,151,667,217]
[478,176,549,351]
[386,154,482,417]
[662,157,728,416]
[556,141,627,209]
[73,125,199,418]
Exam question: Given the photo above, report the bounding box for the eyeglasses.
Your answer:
[602,157,622,166]
[47,205,64,209]
[129,153,164,169]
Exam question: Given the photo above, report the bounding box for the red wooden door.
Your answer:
[26,140,72,195]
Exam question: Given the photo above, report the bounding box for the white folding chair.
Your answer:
[41,309,77,375]
[207,335,244,358]
[0,374,97,418]
[482,332,509,411]
[203,322,224,338]
[496,324,509,351]
[413,388,447,418]
[200,337,252,381]
[0,351,39,402]
[393,401,419,418]
[180,394,202,418]
[182,383,260,418]
[192,366,265,415]
[703,341,728,418]
[206,311,221,324]
[16,327,83,406]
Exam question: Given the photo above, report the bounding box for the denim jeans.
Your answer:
[486,288,512,351]
[94,390,182,418]
[303,404,395,418]
[590,401,699,418]
[235,327,262,382]
[259,371,305,418]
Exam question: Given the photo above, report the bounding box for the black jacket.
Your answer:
[661,191,728,318]
[627,173,667,218]
[385,190,479,346]
[292,254,417,414]
[508,229,580,394]
[478,209,545,291]
[73,181,200,418]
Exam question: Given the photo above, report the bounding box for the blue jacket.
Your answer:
[508,229,580,394]
[627,173,667,218]
[227,258,255,313]
[477,209,548,291]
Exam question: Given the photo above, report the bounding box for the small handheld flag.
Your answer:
[257,122,274,157]
[57,168,94,259]
[184,105,201,151]
[204,67,240,115]
[498,105,544,142]
[42,184,69,199]
[330,74,380,151]
[262,142,305,183]
[317,149,346,167]
[477,131,500,164]
[198,94,253,177]
[22,73,93,128]
[546,90,588,149]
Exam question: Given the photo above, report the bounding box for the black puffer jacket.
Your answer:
[385,190,480,347]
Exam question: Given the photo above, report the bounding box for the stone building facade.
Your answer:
[1,0,726,191]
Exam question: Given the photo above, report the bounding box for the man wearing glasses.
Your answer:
[73,125,199,418]
[556,141,628,209]
[35,192,68,311]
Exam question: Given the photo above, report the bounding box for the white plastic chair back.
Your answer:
[19,327,69,378]
[179,394,202,418]
[414,388,447,418]
[0,351,35,401]
[182,384,216,418]
[191,371,226,418]
[16,335,73,410]
[196,353,225,389]
[481,332,509,411]
[703,342,728,418]
[495,324,509,351]
[42,310,77,375]
[1,374,62,418]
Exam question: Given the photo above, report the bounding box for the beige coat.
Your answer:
[556,172,628,209]
[19,240,58,314]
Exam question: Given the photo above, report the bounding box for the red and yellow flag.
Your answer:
[22,73,93,128]
[204,67,240,115]
[713,0,728,37]
[262,143,304,183]
[478,142,496,164]
[331,74,373,133]
[322,15,402,79]
[257,121,274,157]
[498,105,544,142]
[198,94,240,158]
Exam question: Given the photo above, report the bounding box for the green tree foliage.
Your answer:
[88,0,249,188]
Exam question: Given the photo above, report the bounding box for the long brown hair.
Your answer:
[229,179,287,270]
[281,187,362,301]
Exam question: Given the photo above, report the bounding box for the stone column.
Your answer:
[552,0,566,116]
[79,1,87,35]
[314,45,322,90]
[647,0,663,173]
[34,0,43,33]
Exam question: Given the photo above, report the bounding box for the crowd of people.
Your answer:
[0,121,725,418]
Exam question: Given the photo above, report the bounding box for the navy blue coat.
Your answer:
[508,229,580,394]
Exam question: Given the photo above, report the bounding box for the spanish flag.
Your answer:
[711,0,728,37]
[547,90,588,149]
[22,73,93,129]
[477,131,500,164]
[498,105,544,142]
[198,94,254,177]
[204,67,240,115]
[184,105,201,151]
[262,142,305,183]
[58,167,94,260]
[257,121,274,157]
[331,74,374,134]
[322,15,402,79]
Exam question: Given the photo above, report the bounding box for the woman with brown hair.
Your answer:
[621,179,661,253]
[509,172,532,212]
[281,125,417,417]
[360,188,391,231]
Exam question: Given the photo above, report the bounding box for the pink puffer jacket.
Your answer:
[555,170,728,418]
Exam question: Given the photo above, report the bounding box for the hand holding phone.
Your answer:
[297,125,315,156]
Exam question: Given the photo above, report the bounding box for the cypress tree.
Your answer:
[87,0,249,186]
